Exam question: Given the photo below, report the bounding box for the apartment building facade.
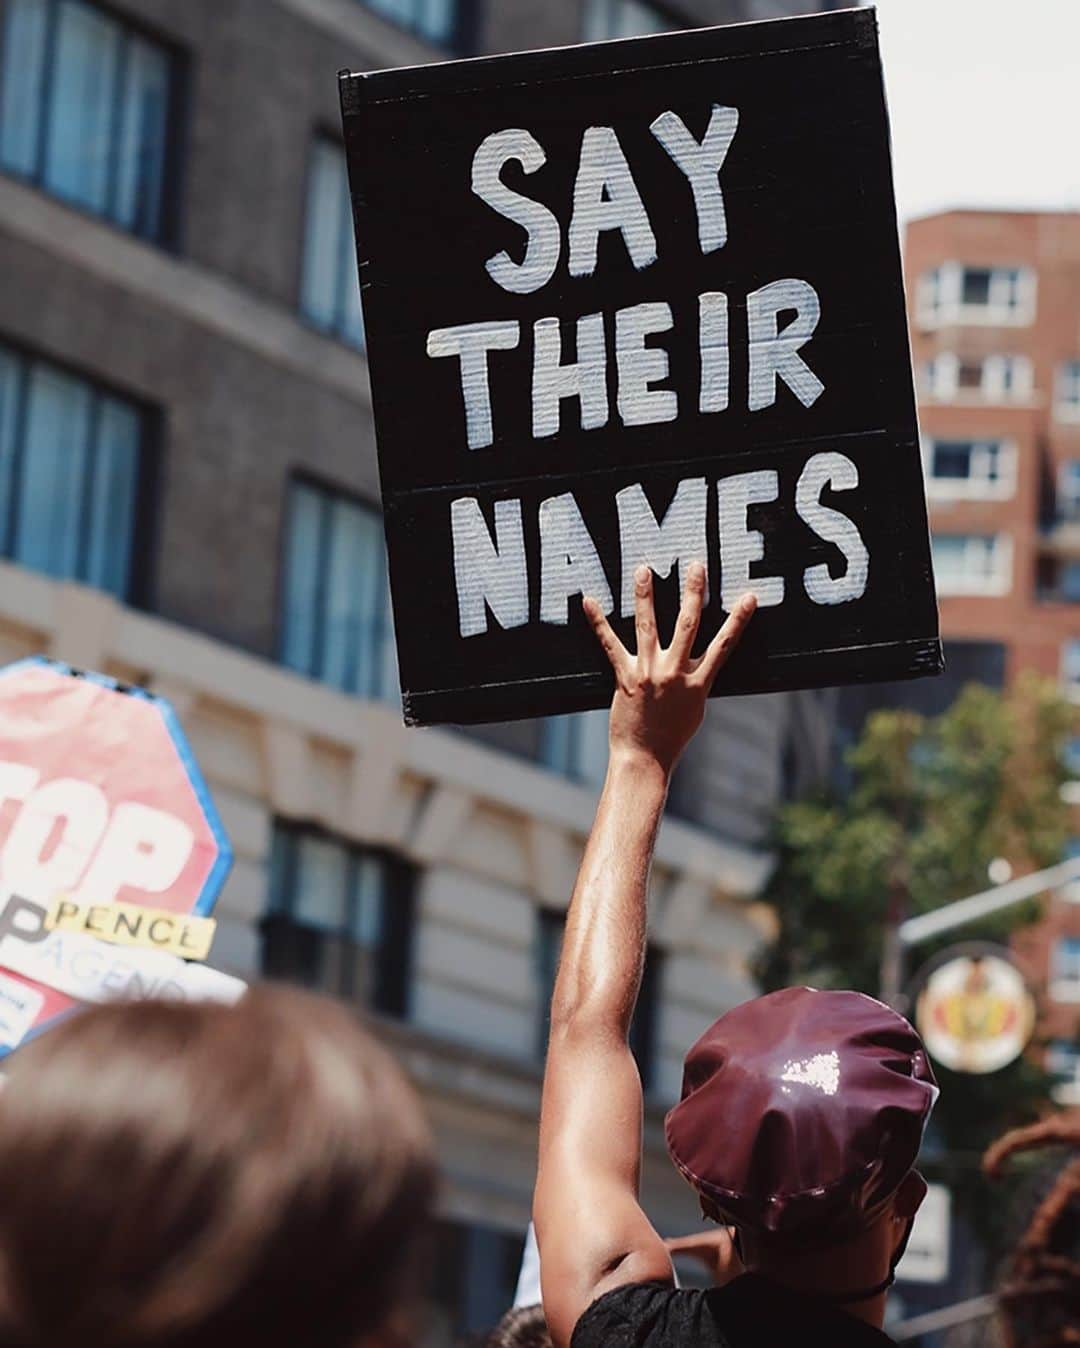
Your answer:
[0,0,844,1334]
[906,209,1080,1105]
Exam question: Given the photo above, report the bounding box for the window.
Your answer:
[538,709,608,786]
[922,355,962,400]
[925,438,1015,499]
[0,0,178,242]
[357,0,466,49]
[1048,1040,1080,1105]
[429,1219,523,1341]
[918,263,1035,328]
[1063,641,1080,692]
[535,907,662,1089]
[920,356,948,399]
[917,268,945,322]
[932,534,1012,597]
[1064,738,1080,779]
[920,357,945,400]
[922,353,1032,403]
[1062,838,1080,904]
[1060,462,1080,522]
[535,908,563,1060]
[0,341,146,598]
[1040,557,1080,605]
[262,823,414,1016]
[958,359,984,390]
[584,0,671,40]
[1050,936,1080,1001]
[281,479,397,701]
[1056,361,1080,423]
[300,138,364,350]
[993,355,1031,399]
[1063,563,1080,603]
[961,268,994,306]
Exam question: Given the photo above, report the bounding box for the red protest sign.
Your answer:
[0,660,234,1054]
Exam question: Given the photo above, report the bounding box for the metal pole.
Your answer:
[898,855,1080,949]
[891,1294,998,1342]
[880,775,915,1008]
[880,906,905,1010]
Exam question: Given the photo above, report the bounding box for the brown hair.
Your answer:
[0,985,436,1348]
[983,1111,1080,1348]
[485,1305,552,1348]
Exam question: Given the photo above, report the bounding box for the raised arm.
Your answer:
[534,563,756,1347]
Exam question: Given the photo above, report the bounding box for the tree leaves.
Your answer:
[757,676,1075,1262]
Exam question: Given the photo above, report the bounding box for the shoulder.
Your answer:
[570,1276,897,1348]
[570,1282,716,1348]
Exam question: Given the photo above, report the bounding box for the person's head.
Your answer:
[485,1304,552,1348]
[0,985,436,1348]
[665,988,938,1308]
[983,1111,1080,1348]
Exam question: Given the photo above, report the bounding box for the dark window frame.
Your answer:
[960,266,993,307]
[535,906,563,1061]
[262,819,416,1019]
[582,0,686,41]
[0,0,188,249]
[276,470,396,702]
[429,1217,524,1338]
[355,0,482,55]
[1052,935,1080,986]
[1059,359,1080,408]
[536,711,608,787]
[1062,561,1080,604]
[297,129,366,351]
[1060,459,1080,523]
[0,333,159,606]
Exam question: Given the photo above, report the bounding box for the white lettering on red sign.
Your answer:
[0,762,195,905]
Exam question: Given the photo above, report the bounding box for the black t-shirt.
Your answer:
[570,1276,896,1348]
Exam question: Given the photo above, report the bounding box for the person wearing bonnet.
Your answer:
[533,567,939,1348]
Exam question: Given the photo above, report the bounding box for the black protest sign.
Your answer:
[339,8,942,727]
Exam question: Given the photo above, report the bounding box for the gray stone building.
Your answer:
[0,0,842,1336]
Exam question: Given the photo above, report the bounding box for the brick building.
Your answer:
[905,209,1080,1103]
[0,0,843,1335]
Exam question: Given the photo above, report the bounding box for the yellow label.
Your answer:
[44,897,216,961]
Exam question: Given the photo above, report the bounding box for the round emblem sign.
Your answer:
[915,945,1035,1075]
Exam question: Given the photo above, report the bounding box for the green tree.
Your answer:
[758,675,1074,1263]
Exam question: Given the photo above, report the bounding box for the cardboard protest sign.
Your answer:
[340,7,942,726]
[0,660,237,1056]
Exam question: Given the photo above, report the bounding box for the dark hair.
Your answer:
[0,985,436,1348]
[485,1305,552,1348]
[984,1112,1080,1348]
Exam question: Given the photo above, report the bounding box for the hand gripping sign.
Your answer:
[0,660,236,1056]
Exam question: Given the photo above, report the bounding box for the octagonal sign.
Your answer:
[0,659,233,1056]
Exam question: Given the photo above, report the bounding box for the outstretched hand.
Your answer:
[583,563,757,777]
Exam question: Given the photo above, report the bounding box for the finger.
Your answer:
[633,565,659,668]
[664,1230,732,1253]
[663,1235,722,1276]
[667,561,707,667]
[582,595,630,679]
[695,592,757,690]
[663,1235,705,1254]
